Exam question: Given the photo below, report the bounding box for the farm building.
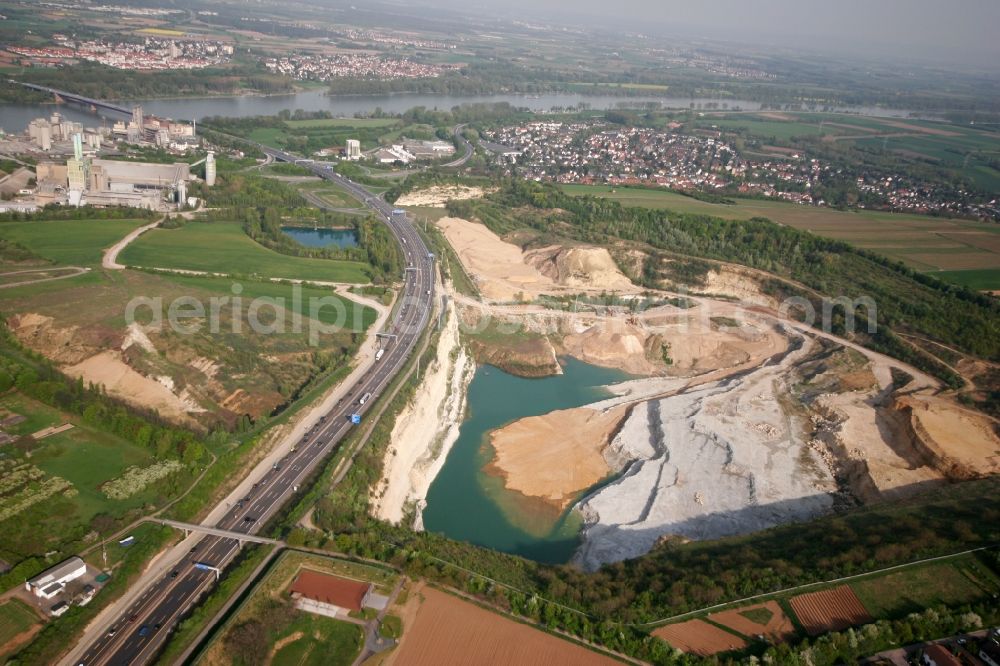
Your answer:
[49,601,69,617]
[287,569,374,617]
[25,556,86,599]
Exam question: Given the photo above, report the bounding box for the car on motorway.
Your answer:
[107,627,117,637]
[138,625,150,637]
[170,569,179,578]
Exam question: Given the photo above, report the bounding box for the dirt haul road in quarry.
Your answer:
[374,211,1000,569]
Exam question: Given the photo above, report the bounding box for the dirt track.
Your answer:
[709,601,796,643]
[102,218,162,270]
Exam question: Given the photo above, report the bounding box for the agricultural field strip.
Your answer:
[635,545,998,628]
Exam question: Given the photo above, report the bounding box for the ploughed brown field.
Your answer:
[651,619,748,656]
[789,585,874,636]
[709,601,797,643]
[387,587,619,665]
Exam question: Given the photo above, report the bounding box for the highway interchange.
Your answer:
[75,147,436,666]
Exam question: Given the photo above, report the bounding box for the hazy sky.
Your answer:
[419,0,1000,66]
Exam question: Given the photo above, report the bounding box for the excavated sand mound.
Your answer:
[485,405,628,510]
[436,217,553,300]
[525,245,635,292]
[436,217,638,300]
[559,321,660,376]
[395,185,492,208]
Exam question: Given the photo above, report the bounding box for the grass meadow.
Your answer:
[119,222,371,283]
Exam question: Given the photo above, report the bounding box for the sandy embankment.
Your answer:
[436,216,639,301]
[394,185,493,208]
[897,395,1000,478]
[8,313,203,424]
[372,295,475,526]
[484,405,628,510]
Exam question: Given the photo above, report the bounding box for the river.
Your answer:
[422,357,630,564]
[0,88,922,131]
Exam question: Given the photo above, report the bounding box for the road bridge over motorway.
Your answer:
[8,81,132,117]
[149,519,284,546]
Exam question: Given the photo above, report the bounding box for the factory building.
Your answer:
[26,556,87,600]
[401,139,456,159]
[88,159,190,192]
[204,151,216,186]
[345,139,361,160]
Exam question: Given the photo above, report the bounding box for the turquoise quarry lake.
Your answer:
[422,357,629,563]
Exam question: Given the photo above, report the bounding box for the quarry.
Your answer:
[374,202,1000,569]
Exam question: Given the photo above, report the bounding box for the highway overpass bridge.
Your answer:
[8,81,132,117]
[149,518,284,546]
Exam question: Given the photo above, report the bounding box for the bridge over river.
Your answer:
[8,80,132,117]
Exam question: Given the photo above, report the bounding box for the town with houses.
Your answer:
[263,52,454,82]
[483,121,1000,220]
[339,28,456,51]
[5,36,234,71]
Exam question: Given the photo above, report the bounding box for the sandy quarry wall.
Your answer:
[372,298,474,526]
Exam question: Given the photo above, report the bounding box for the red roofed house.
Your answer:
[288,569,373,617]
[922,644,961,666]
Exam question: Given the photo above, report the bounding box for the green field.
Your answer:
[851,556,1000,619]
[698,112,1000,193]
[702,117,829,141]
[270,613,363,666]
[934,268,1000,291]
[853,128,1000,192]
[283,117,399,129]
[248,127,287,146]
[119,222,370,283]
[0,599,38,648]
[296,180,366,210]
[166,274,377,329]
[0,391,161,562]
[560,184,1000,287]
[248,117,413,155]
[650,552,1000,650]
[0,219,147,267]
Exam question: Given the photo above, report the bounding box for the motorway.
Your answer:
[74,148,435,666]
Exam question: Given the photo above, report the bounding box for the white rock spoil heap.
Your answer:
[575,334,837,571]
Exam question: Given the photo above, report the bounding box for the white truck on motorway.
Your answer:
[359,392,372,405]
[375,348,385,361]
